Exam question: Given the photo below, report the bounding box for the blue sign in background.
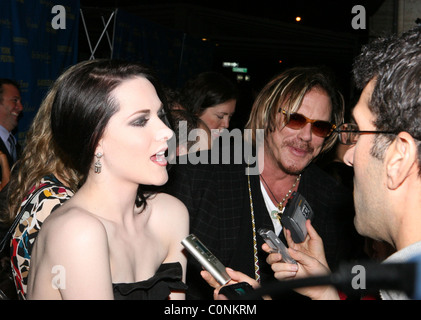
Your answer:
[0,0,79,144]
[1,2,215,144]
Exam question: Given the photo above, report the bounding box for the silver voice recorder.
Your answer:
[181,234,231,285]
[258,228,297,264]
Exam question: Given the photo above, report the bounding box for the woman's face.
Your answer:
[98,77,173,186]
[198,99,236,139]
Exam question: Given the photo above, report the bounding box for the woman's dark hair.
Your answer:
[180,72,238,116]
[50,59,167,209]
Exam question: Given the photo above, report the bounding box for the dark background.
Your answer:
[77,0,387,128]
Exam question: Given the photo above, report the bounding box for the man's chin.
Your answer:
[279,163,307,175]
[280,157,312,175]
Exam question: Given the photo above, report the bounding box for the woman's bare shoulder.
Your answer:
[39,204,108,252]
[148,192,189,220]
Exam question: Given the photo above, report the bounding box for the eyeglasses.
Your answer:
[280,110,336,138]
[335,123,397,145]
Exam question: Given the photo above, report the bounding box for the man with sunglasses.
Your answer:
[266,26,421,300]
[166,66,364,299]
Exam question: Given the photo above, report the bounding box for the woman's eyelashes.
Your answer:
[215,113,232,120]
[130,108,166,127]
[131,114,149,127]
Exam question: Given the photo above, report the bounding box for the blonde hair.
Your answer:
[245,67,344,154]
[3,77,82,224]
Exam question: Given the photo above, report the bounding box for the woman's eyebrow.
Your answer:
[128,109,150,117]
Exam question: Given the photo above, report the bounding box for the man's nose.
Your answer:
[16,99,23,112]
[297,123,312,141]
[221,116,230,129]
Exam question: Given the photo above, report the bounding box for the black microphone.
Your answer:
[243,258,421,300]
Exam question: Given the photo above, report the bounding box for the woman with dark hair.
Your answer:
[24,59,188,300]
[180,72,238,139]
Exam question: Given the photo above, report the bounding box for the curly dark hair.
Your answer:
[353,26,421,169]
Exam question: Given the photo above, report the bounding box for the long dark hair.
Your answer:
[51,59,168,209]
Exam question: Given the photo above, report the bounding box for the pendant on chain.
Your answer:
[261,173,301,222]
[270,209,280,220]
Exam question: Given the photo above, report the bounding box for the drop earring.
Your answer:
[94,152,103,174]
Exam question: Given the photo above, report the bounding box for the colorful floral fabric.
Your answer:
[10,175,74,299]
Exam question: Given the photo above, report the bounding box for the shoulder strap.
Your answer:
[0,184,50,252]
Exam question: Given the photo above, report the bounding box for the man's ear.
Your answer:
[385,132,418,190]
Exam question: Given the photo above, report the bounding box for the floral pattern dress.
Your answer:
[10,175,74,299]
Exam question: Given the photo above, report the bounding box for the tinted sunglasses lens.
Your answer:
[286,113,332,137]
[286,113,306,129]
[313,121,333,137]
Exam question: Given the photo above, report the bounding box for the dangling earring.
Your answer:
[94,152,103,174]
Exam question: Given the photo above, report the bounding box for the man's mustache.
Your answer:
[284,140,314,153]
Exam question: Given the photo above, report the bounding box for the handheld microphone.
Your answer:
[244,256,421,300]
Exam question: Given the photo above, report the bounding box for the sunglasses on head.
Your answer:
[280,109,336,138]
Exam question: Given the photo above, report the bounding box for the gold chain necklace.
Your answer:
[247,172,260,283]
[260,173,301,216]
